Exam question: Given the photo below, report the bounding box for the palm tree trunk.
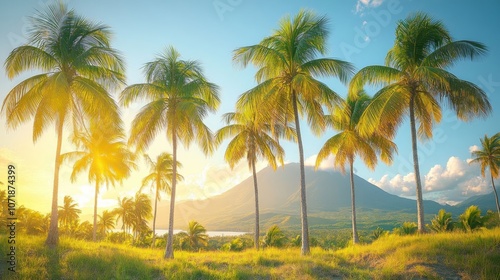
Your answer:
[92,179,99,242]
[152,183,159,248]
[251,158,260,250]
[490,173,500,221]
[349,159,359,244]
[291,90,310,255]
[165,129,177,259]
[45,119,64,247]
[409,94,425,233]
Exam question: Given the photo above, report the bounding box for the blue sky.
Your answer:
[1,0,499,216]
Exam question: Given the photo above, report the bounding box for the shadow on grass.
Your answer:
[45,247,61,279]
[64,250,162,279]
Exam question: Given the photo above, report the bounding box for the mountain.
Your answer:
[155,163,460,231]
[454,192,499,214]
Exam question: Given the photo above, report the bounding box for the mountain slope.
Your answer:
[155,163,457,231]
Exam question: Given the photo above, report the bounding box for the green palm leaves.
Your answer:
[350,12,490,233]
[58,196,82,229]
[62,123,136,241]
[1,2,124,246]
[316,93,396,244]
[141,153,183,248]
[427,209,454,233]
[216,109,294,250]
[121,46,219,259]
[233,9,354,255]
[470,133,500,220]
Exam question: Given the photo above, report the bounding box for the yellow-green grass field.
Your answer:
[1,228,499,279]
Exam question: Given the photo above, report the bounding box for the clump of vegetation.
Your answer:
[393,222,418,236]
[459,205,488,232]
[427,209,454,233]
[371,227,387,240]
[263,225,288,248]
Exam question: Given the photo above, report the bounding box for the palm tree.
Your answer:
[120,46,220,259]
[97,210,116,238]
[58,195,82,230]
[131,192,153,242]
[233,9,354,255]
[215,110,294,250]
[315,92,396,244]
[114,196,134,234]
[263,225,287,248]
[1,3,124,246]
[182,220,208,251]
[427,209,454,233]
[469,133,500,221]
[141,153,183,248]
[62,122,136,241]
[460,205,486,232]
[349,12,491,233]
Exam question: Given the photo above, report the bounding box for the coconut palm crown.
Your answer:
[1,2,125,246]
[469,133,500,221]
[349,12,491,232]
[215,109,295,250]
[316,92,397,244]
[233,9,354,255]
[120,46,220,259]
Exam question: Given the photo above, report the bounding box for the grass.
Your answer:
[0,228,499,279]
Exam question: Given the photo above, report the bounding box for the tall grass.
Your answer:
[0,228,499,279]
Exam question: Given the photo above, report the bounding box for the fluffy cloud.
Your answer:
[369,155,497,205]
[355,0,385,13]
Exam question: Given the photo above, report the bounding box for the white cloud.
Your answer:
[469,145,480,153]
[355,0,385,13]
[369,156,497,205]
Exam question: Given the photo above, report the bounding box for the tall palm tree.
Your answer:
[131,192,153,242]
[315,92,396,244]
[62,122,136,241]
[349,12,490,232]
[469,133,500,221]
[120,46,220,259]
[114,196,134,234]
[233,10,354,255]
[97,210,116,237]
[1,3,124,246]
[141,153,183,248]
[215,109,294,250]
[58,195,82,229]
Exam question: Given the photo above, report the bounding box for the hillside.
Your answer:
[155,163,473,231]
[1,229,499,279]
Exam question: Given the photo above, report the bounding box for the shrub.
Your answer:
[263,225,287,248]
[459,205,487,232]
[427,209,454,233]
[393,222,417,235]
[371,227,387,240]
